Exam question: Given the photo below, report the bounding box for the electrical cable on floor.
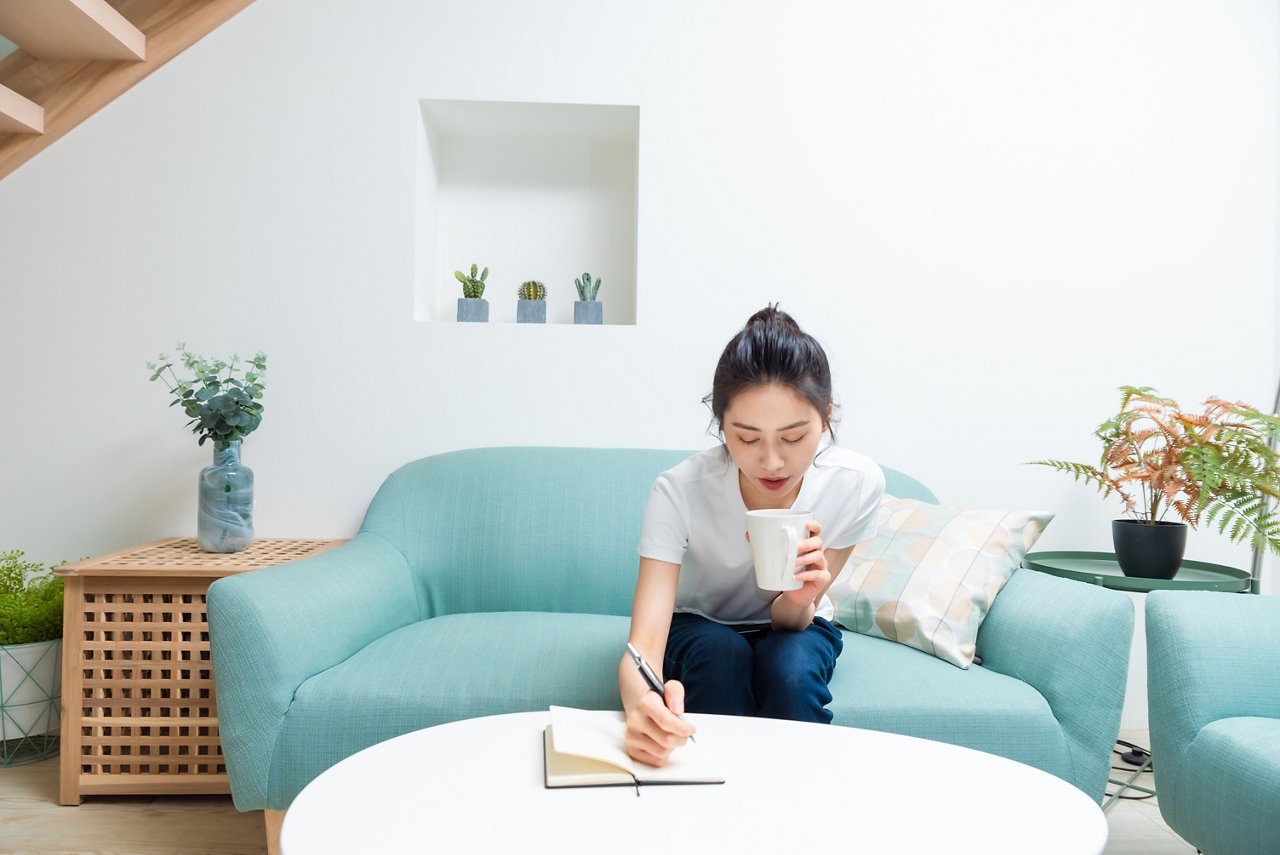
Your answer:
[1106,739,1157,801]
[1116,737,1151,767]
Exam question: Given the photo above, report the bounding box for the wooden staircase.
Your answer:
[0,0,255,181]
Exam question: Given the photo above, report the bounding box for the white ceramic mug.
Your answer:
[745,509,813,591]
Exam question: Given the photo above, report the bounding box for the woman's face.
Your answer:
[722,382,828,510]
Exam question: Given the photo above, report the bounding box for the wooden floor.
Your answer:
[0,730,1192,854]
[0,757,266,855]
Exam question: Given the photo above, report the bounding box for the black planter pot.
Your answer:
[1112,519,1187,579]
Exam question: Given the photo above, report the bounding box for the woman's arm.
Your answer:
[620,557,695,765]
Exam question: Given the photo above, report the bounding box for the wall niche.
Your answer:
[415,99,639,325]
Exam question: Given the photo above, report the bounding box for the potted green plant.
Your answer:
[455,263,490,322]
[1030,385,1280,578]
[0,550,63,766]
[573,272,602,325]
[517,281,547,324]
[148,345,268,554]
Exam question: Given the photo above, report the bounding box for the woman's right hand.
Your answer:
[624,680,695,767]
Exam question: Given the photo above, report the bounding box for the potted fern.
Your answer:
[1031,386,1280,578]
[0,550,63,766]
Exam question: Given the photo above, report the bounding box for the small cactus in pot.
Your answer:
[454,263,489,322]
[516,280,547,323]
[517,281,547,301]
[456,264,489,298]
[574,272,601,302]
[574,271,603,325]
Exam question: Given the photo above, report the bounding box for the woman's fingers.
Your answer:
[625,689,694,766]
[663,679,686,717]
[797,520,825,565]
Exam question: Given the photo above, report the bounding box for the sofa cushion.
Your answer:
[829,499,1052,668]
[269,612,629,805]
[829,630,1073,782]
[268,613,1077,806]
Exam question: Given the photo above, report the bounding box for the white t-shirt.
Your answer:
[638,444,885,625]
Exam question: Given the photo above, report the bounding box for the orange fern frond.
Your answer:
[1130,428,1162,445]
[1204,397,1250,413]
[1170,499,1197,526]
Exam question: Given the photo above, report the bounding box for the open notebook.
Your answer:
[543,705,725,789]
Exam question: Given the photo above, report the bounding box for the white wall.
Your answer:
[1,0,1275,729]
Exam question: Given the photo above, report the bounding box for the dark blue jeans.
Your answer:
[663,613,844,723]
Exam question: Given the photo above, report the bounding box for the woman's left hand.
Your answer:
[784,519,829,606]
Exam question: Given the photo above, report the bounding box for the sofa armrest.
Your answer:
[1145,590,1280,795]
[975,569,1135,800]
[207,533,418,811]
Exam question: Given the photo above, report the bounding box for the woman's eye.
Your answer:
[783,435,805,445]
[738,437,759,445]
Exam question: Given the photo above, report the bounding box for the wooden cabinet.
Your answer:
[54,538,338,804]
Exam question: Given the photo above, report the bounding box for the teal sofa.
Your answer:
[1146,590,1280,855]
[207,447,1133,814]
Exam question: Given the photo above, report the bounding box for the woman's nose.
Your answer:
[762,442,784,470]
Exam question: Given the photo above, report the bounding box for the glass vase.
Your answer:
[197,440,254,553]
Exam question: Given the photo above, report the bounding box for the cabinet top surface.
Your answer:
[53,537,341,577]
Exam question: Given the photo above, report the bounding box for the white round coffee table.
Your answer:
[280,712,1107,854]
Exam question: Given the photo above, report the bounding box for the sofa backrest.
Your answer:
[359,446,936,619]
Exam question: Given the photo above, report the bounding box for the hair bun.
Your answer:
[746,303,799,331]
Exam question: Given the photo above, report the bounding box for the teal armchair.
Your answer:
[1146,590,1280,855]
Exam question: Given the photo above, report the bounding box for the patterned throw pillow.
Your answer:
[828,498,1053,668]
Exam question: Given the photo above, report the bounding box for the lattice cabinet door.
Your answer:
[63,577,225,799]
[56,538,337,804]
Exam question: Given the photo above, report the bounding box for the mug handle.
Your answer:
[782,525,801,589]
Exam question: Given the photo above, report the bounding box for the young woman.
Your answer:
[619,305,885,766]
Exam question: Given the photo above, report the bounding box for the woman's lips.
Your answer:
[760,477,789,491]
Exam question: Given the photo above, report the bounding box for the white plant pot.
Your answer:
[1,638,62,743]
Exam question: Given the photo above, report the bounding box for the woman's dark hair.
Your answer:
[704,304,837,439]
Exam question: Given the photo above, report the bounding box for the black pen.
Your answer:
[625,643,695,742]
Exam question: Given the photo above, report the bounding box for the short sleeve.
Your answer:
[828,462,886,550]
[637,474,689,565]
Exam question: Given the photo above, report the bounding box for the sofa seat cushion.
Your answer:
[829,630,1072,781]
[1167,717,1280,854]
[269,612,629,805]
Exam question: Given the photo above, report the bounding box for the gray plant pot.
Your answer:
[457,298,489,322]
[574,301,603,325]
[517,300,547,324]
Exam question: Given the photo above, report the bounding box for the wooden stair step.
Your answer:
[0,0,146,61]
[0,82,42,133]
[0,0,256,180]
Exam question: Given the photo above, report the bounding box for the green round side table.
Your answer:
[1022,551,1254,594]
